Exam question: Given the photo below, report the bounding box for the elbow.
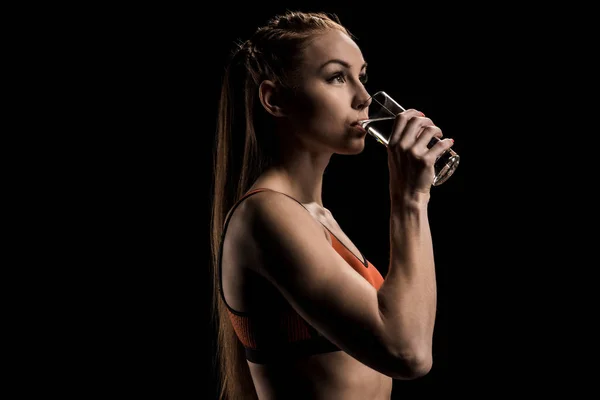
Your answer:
[387,345,433,380]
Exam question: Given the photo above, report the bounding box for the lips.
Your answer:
[350,121,366,134]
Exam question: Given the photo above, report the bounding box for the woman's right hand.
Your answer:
[386,109,454,199]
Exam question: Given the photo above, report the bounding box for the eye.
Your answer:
[328,72,347,84]
[327,71,368,85]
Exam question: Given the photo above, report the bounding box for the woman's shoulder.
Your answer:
[233,187,318,229]
[230,187,331,248]
[223,187,331,276]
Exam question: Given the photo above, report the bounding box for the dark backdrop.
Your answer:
[81,2,549,398]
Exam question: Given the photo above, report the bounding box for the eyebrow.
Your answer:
[319,59,368,71]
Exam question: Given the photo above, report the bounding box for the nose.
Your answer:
[355,90,372,111]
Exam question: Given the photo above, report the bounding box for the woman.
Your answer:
[210,10,454,399]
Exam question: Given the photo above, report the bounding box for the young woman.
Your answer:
[210,10,454,399]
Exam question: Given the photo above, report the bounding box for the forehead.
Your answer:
[300,29,365,70]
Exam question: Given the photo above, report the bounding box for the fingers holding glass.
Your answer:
[359,91,459,186]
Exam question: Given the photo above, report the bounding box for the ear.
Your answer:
[258,80,287,117]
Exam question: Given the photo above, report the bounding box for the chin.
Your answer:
[337,138,366,155]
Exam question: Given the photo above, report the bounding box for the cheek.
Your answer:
[300,109,339,134]
[302,98,341,124]
[288,90,344,132]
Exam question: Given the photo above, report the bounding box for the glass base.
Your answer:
[433,153,460,186]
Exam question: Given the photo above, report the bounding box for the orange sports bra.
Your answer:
[218,188,384,363]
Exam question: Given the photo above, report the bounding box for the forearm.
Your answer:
[377,193,437,359]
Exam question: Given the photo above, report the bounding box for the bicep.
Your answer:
[249,193,392,364]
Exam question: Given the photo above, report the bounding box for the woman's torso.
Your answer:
[220,187,393,399]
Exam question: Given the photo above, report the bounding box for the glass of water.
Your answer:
[360,91,460,186]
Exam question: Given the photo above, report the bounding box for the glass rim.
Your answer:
[366,90,405,116]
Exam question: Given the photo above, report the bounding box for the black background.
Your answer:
[58,2,581,398]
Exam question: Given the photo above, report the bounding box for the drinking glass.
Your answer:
[359,91,460,186]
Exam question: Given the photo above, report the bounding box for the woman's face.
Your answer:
[282,29,372,154]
